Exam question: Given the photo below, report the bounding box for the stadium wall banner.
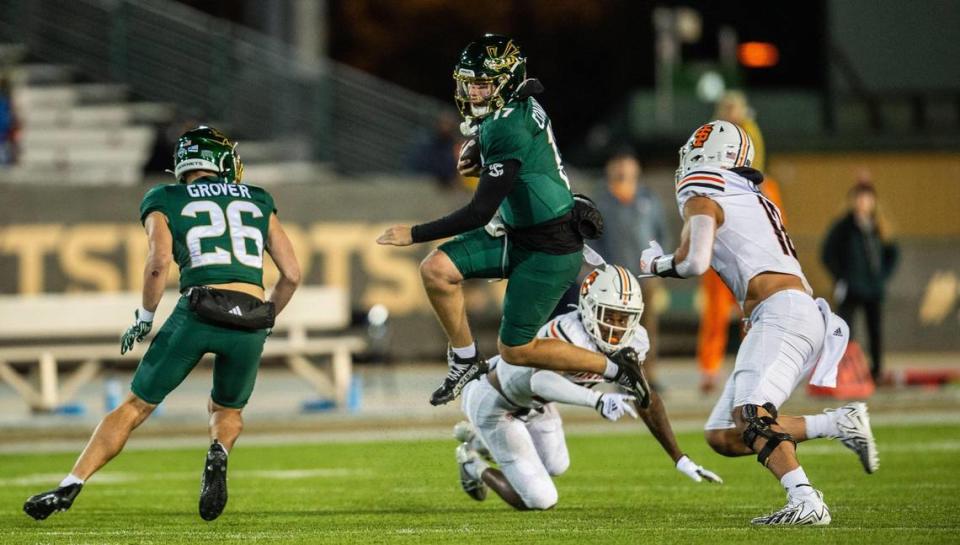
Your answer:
[0,173,957,352]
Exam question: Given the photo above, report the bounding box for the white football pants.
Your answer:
[705,289,826,430]
[461,378,569,509]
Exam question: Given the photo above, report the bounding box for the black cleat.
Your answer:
[430,346,487,406]
[199,440,229,521]
[609,347,652,408]
[23,483,83,521]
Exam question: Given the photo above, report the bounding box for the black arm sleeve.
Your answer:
[411,159,519,243]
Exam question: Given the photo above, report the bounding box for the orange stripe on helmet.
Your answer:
[734,124,749,167]
[616,265,631,305]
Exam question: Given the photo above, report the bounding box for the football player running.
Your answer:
[23,127,301,522]
[639,120,879,526]
[453,265,721,510]
[377,34,648,408]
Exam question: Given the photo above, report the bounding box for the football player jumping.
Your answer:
[453,265,721,510]
[377,35,648,407]
[639,120,879,525]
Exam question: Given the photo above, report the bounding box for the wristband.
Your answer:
[138,307,155,322]
[652,255,683,278]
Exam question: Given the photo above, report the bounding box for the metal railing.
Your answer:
[0,0,446,173]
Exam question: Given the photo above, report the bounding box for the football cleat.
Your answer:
[453,420,493,462]
[456,443,487,501]
[430,346,487,406]
[23,483,83,521]
[608,347,651,409]
[751,489,831,526]
[832,402,879,474]
[199,440,229,521]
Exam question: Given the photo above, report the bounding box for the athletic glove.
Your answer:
[639,240,665,276]
[675,455,723,484]
[120,308,154,355]
[595,393,639,421]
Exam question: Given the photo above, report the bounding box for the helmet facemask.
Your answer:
[454,72,505,119]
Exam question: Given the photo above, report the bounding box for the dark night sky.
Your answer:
[179,0,825,145]
[326,1,825,144]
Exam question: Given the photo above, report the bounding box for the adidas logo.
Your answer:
[832,327,843,337]
[228,306,243,317]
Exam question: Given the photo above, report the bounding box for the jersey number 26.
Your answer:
[182,200,264,269]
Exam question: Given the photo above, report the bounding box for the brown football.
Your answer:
[457,137,481,177]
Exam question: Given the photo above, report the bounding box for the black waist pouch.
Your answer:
[508,212,583,255]
[187,287,275,331]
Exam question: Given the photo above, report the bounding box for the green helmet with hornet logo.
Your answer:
[453,34,527,120]
[172,126,244,183]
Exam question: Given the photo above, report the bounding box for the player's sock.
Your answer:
[213,441,229,455]
[59,474,84,488]
[602,358,619,380]
[451,343,477,362]
[780,467,815,499]
[462,455,489,481]
[804,412,841,439]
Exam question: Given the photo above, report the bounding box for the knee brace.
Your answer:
[741,403,796,467]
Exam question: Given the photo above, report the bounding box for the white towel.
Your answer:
[809,297,850,387]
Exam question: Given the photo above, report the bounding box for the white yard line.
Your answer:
[1,410,957,455]
[0,468,372,487]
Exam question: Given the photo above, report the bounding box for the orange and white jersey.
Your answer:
[674,166,811,307]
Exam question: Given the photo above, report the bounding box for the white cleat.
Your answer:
[751,489,831,526]
[455,443,487,502]
[832,402,879,474]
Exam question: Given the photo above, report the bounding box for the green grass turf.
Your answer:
[1,422,958,544]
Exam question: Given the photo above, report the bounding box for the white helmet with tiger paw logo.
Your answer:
[578,264,644,353]
[676,120,754,182]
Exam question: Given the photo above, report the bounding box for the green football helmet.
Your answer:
[172,126,244,183]
[453,34,527,120]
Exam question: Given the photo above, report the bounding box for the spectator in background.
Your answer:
[594,150,671,387]
[0,74,19,165]
[698,91,783,393]
[821,176,899,382]
[714,90,765,169]
[409,109,463,189]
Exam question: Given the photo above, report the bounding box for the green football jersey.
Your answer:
[478,96,574,228]
[139,176,276,291]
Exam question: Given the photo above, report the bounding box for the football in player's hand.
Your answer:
[457,137,481,177]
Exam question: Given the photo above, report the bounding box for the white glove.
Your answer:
[639,240,665,275]
[594,393,639,421]
[676,455,723,483]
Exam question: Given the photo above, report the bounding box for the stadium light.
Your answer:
[737,42,779,68]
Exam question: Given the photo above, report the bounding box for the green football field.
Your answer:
[1,421,958,544]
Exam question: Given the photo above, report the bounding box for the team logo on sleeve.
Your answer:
[488,163,504,177]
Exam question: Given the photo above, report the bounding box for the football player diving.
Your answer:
[453,265,721,510]
[377,34,649,409]
[639,120,879,525]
